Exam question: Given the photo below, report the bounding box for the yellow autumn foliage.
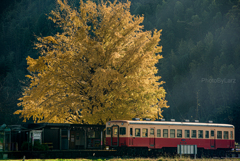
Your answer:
[14,0,168,124]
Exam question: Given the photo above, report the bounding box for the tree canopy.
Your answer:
[2,0,239,141]
[14,0,168,124]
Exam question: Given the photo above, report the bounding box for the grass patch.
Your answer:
[4,158,240,161]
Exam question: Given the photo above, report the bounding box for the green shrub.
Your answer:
[33,140,48,151]
[21,141,32,151]
[21,140,49,151]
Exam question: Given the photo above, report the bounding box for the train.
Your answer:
[105,119,235,157]
[0,119,236,158]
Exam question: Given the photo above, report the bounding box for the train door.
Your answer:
[149,127,155,148]
[69,131,75,149]
[129,127,133,146]
[111,125,119,147]
[210,129,215,148]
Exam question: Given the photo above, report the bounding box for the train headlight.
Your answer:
[106,146,109,150]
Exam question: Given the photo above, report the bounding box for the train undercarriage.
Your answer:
[113,146,231,158]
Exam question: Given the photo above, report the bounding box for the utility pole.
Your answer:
[196,91,199,120]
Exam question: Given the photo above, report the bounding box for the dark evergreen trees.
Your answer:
[0,0,239,141]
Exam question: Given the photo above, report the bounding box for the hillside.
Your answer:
[0,0,239,141]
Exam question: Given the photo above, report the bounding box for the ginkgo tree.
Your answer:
[14,0,168,124]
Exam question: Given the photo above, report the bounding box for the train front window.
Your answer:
[185,130,190,138]
[120,127,126,135]
[205,131,209,138]
[130,128,133,136]
[198,130,203,138]
[177,130,182,138]
[142,128,148,137]
[224,131,228,139]
[157,129,161,137]
[170,129,175,138]
[192,130,196,138]
[107,127,111,135]
[211,130,214,137]
[135,128,140,137]
[150,128,154,135]
[230,131,233,139]
[163,129,168,138]
[217,131,222,139]
[114,128,118,135]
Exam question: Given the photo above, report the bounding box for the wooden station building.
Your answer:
[0,123,105,152]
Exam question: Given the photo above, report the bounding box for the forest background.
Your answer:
[0,0,239,142]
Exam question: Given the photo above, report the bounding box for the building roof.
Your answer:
[108,120,234,128]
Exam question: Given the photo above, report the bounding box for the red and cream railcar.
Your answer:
[106,120,235,152]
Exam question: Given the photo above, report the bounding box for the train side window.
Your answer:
[163,129,168,138]
[130,128,133,136]
[170,129,175,138]
[230,131,233,139]
[150,128,154,135]
[224,131,228,139]
[107,127,111,135]
[211,130,214,137]
[192,130,196,138]
[157,129,161,137]
[142,128,148,137]
[135,128,140,137]
[185,130,190,138]
[198,130,203,138]
[120,127,126,135]
[177,129,182,138]
[217,131,222,139]
[205,131,209,138]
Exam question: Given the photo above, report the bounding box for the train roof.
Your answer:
[108,120,234,128]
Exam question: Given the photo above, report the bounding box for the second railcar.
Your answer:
[106,120,235,156]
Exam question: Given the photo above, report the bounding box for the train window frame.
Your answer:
[192,130,196,138]
[230,131,233,139]
[185,130,190,138]
[205,131,209,138]
[163,129,168,138]
[107,127,111,135]
[150,128,154,135]
[198,130,203,139]
[170,129,175,138]
[130,128,133,136]
[211,130,214,137]
[120,127,126,135]
[177,129,182,138]
[217,131,222,139]
[157,129,161,137]
[224,131,228,139]
[142,128,148,137]
[135,128,140,137]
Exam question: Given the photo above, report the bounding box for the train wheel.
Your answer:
[121,147,127,156]
[135,148,140,157]
[150,149,158,158]
[116,147,124,156]
[202,149,209,158]
[197,148,204,158]
[218,150,226,158]
[155,149,163,158]
[140,148,148,157]
[155,151,161,158]
[128,148,136,157]
[127,148,131,156]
